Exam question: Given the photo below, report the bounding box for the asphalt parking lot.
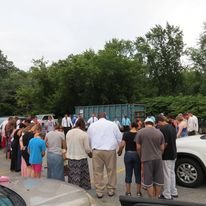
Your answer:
[0,149,206,206]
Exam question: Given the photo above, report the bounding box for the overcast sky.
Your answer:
[1,0,206,70]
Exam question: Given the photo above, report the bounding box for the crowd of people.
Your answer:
[0,111,199,200]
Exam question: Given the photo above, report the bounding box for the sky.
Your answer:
[0,0,206,70]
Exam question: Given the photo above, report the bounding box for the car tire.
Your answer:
[175,157,205,187]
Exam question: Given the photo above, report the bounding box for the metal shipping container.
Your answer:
[75,104,145,122]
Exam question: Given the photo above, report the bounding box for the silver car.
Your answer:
[0,177,96,206]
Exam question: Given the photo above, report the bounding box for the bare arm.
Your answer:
[45,137,49,148]
[83,135,93,158]
[84,134,92,154]
[160,143,165,153]
[177,122,184,138]
[61,136,67,159]
[117,140,126,156]
[136,143,141,157]
[42,151,45,157]
[19,136,25,150]
[62,139,66,150]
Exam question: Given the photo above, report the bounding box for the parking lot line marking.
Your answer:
[0,170,9,176]
[103,167,125,178]
[116,167,125,173]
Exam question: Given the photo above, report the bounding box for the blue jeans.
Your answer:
[47,152,64,181]
[124,151,141,184]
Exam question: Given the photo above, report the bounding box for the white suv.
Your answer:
[175,134,206,187]
[36,114,58,124]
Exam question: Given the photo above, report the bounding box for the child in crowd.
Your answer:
[28,125,46,178]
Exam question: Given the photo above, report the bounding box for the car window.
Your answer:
[36,114,56,120]
[0,192,14,206]
[42,116,48,120]
[36,115,44,120]
[0,185,26,206]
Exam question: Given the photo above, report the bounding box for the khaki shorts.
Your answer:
[142,159,164,187]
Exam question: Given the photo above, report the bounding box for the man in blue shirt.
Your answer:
[122,115,131,132]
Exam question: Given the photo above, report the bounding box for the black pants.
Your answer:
[63,127,71,137]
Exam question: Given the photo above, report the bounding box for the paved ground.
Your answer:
[1,149,206,206]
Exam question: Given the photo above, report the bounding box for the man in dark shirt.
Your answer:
[157,115,178,200]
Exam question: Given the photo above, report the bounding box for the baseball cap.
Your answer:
[144,117,155,124]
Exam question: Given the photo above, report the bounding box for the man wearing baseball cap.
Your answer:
[134,117,165,198]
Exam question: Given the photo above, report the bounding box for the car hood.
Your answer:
[0,177,96,206]
[176,134,206,144]
[176,134,206,166]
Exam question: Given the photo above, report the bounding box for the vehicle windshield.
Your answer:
[0,191,14,206]
[0,185,26,206]
[36,114,55,120]
[36,115,44,120]
[0,117,8,125]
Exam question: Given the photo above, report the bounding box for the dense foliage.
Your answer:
[1,23,206,118]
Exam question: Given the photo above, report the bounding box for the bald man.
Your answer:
[87,112,122,198]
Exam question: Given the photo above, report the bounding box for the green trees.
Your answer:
[18,42,145,115]
[95,39,145,104]
[135,23,184,96]
[16,58,52,114]
[0,50,23,116]
[188,23,206,73]
[1,22,206,117]
[49,51,100,114]
[187,23,206,95]
[143,95,206,119]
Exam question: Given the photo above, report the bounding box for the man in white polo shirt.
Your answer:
[187,112,199,135]
[87,113,98,128]
[87,112,122,198]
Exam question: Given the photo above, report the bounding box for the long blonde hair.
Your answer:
[22,123,35,133]
[30,124,42,133]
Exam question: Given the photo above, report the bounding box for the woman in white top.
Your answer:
[66,118,92,190]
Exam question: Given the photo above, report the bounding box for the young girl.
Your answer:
[28,125,46,178]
